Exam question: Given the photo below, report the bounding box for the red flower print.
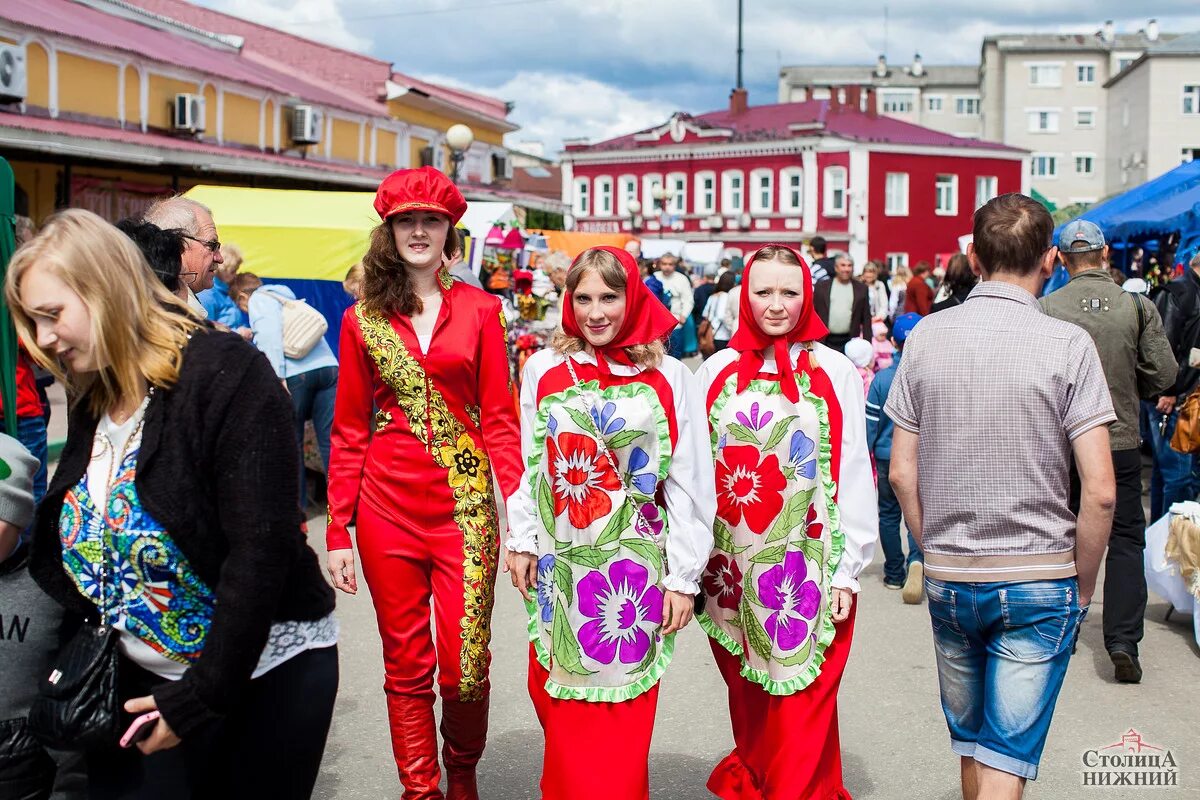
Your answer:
[715,445,786,535]
[703,554,744,610]
[805,503,824,539]
[547,432,622,529]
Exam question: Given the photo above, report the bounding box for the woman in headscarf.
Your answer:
[696,244,877,799]
[326,167,523,799]
[503,246,715,800]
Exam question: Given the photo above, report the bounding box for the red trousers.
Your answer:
[527,645,660,800]
[708,605,857,800]
[357,500,497,799]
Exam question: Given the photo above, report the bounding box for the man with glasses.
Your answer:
[144,196,224,317]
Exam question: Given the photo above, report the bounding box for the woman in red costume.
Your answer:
[326,167,523,800]
[503,246,716,800]
[696,245,877,799]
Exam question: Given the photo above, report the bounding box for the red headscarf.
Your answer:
[561,246,678,374]
[727,244,829,402]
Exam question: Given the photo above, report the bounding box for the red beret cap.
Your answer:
[374,166,468,224]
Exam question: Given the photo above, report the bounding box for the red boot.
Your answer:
[386,694,444,800]
[440,696,489,800]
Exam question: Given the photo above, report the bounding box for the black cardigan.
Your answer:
[31,328,335,738]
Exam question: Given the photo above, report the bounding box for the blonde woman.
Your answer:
[7,209,337,798]
[200,241,245,327]
[503,245,715,800]
[889,263,913,320]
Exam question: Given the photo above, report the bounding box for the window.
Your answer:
[617,175,637,216]
[1184,85,1200,115]
[1183,148,1200,164]
[641,173,662,211]
[695,171,716,214]
[721,170,744,214]
[1030,155,1058,178]
[1074,154,1095,175]
[974,176,998,209]
[880,91,914,114]
[934,175,958,215]
[1027,109,1060,133]
[926,95,944,113]
[1075,108,1096,128]
[884,172,909,216]
[1076,63,1096,84]
[750,169,773,213]
[1028,63,1063,87]
[955,96,980,115]
[779,167,804,214]
[822,166,847,216]
[594,177,613,216]
[1117,57,1135,73]
[573,178,589,217]
[885,253,909,271]
[666,172,687,214]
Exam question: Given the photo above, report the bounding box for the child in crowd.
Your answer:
[843,337,876,395]
[872,321,895,371]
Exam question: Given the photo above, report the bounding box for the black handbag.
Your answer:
[28,621,120,750]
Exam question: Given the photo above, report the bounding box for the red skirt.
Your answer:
[708,605,857,800]
[527,645,660,800]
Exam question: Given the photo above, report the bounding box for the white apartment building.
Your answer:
[1104,32,1200,195]
[778,56,981,138]
[981,20,1177,207]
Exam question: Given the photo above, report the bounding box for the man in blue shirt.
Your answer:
[866,312,924,602]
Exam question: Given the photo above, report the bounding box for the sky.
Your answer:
[198,1,1200,156]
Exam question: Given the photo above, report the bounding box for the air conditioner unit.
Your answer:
[290,105,322,145]
[0,44,27,103]
[173,93,205,133]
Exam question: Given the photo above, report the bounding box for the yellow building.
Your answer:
[0,0,550,223]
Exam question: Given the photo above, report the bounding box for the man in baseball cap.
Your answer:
[1042,218,1177,683]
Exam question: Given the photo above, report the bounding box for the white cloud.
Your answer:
[418,71,678,157]
[206,0,371,52]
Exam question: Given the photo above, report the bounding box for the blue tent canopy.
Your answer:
[1055,160,1200,242]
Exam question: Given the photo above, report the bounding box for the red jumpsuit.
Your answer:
[328,271,522,800]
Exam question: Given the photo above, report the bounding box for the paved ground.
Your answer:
[306,509,1199,800]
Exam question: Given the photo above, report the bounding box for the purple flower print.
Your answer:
[634,501,665,537]
[590,401,626,436]
[536,555,555,623]
[547,413,558,435]
[626,447,659,496]
[735,401,774,431]
[757,550,821,652]
[577,559,664,665]
[789,430,818,480]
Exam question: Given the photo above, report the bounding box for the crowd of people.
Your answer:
[0,165,1195,800]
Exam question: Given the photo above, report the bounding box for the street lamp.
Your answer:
[627,198,643,234]
[446,123,474,184]
[651,185,675,238]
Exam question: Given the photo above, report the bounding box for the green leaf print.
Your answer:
[763,489,814,545]
[712,519,748,555]
[553,558,574,607]
[776,635,813,667]
[762,415,798,451]
[537,475,556,535]
[750,544,787,565]
[628,632,659,676]
[606,429,646,451]
[726,422,760,445]
[620,538,662,575]
[799,538,827,564]
[743,564,765,609]
[562,545,614,569]
[594,500,634,548]
[551,598,594,676]
[563,406,597,435]
[741,598,773,662]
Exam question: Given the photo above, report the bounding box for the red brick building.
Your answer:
[561,91,1029,269]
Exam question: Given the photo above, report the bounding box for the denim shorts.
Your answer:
[925,577,1086,780]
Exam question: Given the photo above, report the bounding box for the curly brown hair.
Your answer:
[360,220,457,317]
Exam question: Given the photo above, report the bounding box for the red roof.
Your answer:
[0,112,390,185]
[9,0,383,117]
[121,0,511,124]
[577,100,1024,154]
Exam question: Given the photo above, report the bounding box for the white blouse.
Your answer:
[696,342,878,592]
[505,348,717,595]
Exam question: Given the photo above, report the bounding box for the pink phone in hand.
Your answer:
[120,711,161,748]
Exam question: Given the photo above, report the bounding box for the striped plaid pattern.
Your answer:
[884,281,1116,583]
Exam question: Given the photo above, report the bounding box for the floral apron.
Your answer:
[527,376,675,702]
[699,373,845,695]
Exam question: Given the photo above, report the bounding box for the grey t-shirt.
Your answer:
[828,279,854,334]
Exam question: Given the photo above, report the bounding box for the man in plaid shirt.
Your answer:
[886,193,1116,799]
